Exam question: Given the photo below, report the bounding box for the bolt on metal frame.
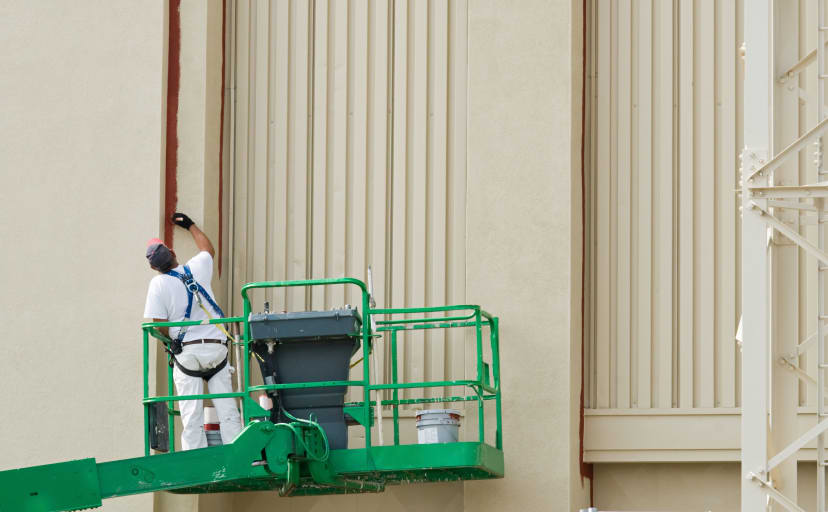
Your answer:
[742,1,828,510]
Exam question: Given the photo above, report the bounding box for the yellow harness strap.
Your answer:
[196,300,236,341]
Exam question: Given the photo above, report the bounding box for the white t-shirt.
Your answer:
[144,251,226,342]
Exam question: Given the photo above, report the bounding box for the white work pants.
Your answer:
[173,343,243,450]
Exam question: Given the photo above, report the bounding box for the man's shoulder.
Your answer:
[149,272,175,289]
[187,251,213,272]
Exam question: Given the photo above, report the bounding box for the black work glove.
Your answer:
[171,212,195,230]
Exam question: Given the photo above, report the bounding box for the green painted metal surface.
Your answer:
[0,458,101,512]
[342,405,373,428]
[0,278,503,510]
[164,440,503,497]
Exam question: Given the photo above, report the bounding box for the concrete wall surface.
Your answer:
[595,462,828,511]
[465,0,588,511]
[0,1,167,511]
[594,463,741,511]
[594,462,828,512]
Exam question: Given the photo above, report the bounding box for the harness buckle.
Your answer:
[183,277,197,289]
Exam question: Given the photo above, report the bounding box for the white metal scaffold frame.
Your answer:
[742,1,828,510]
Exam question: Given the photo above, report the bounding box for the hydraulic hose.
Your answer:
[277,405,330,462]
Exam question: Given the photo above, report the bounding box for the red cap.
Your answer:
[147,238,165,248]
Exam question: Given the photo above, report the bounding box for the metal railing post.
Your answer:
[475,309,484,443]
[491,317,502,450]
[167,357,175,453]
[362,289,372,450]
[243,294,251,426]
[143,330,150,456]
[391,329,400,445]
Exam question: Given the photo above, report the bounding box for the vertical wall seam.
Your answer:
[265,0,272,286]
[443,0,451,373]
[580,0,594,484]
[386,0,395,311]
[285,0,293,301]
[307,0,316,310]
[227,0,237,310]
[219,0,227,277]
[164,0,182,246]
[424,0,433,385]
[609,0,619,408]
[345,0,353,288]
[246,1,255,284]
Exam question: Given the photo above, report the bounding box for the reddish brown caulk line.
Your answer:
[164,0,182,246]
[578,0,594,503]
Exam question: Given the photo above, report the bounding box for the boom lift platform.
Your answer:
[0,278,503,511]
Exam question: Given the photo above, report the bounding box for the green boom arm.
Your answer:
[0,420,381,512]
[0,419,503,511]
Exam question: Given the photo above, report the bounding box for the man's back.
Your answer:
[144,251,225,342]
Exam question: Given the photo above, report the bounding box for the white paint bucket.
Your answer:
[416,409,460,444]
[204,406,223,446]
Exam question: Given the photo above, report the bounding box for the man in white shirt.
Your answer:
[144,212,243,450]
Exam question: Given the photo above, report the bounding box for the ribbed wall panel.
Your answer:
[585,0,743,410]
[230,0,468,403]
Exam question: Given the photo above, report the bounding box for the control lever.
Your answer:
[366,267,377,331]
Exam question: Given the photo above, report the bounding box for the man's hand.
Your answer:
[171,211,215,257]
[171,212,195,230]
[153,319,170,339]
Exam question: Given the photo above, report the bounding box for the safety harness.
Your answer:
[165,265,231,381]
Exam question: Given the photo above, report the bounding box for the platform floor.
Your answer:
[172,442,504,496]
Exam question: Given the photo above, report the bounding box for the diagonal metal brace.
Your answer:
[768,417,828,473]
[779,48,816,83]
[749,203,828,267]
[748,473,806,512]
[746,117,828,183]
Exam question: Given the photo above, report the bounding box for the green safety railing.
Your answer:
[141,277,502,456]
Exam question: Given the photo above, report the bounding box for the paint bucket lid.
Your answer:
[416,418,460,428]
[415,409,461,423]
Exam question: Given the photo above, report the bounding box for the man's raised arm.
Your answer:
[172,212,215,258]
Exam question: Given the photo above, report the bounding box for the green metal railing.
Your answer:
[141,277,502,456]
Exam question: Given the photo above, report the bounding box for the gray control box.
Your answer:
[248,309,361,341]
[248,308,362,450]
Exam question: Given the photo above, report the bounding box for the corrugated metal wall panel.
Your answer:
[715,0,737,409]
[586,0,742,410]
[230,0,468,403]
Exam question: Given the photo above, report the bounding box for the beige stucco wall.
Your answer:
[0,1,167,511]
[595,463,828,511]
[464,0,588,510]
[594,463,741,511]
